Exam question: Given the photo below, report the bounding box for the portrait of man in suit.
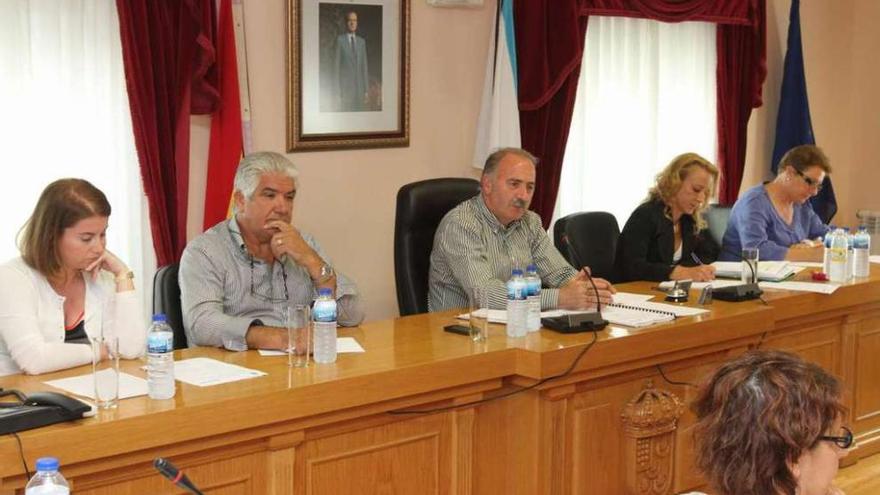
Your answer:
[318,4,383,114]
[334,11,369,111]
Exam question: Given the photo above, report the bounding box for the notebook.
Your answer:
[711,261,802,282]
[459,300,707,329]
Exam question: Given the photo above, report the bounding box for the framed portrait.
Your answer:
[287,0,410,151]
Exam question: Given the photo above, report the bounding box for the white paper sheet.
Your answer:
[173,358,266,387]
[758,281,840,294]
[870,255,880,264]
[612,292,655,304]
[44,371,148,400]
[789,261,824,268]
[257,337,365,357]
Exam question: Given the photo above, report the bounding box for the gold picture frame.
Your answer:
[287,0,410,151]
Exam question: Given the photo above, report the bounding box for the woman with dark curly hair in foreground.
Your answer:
[692,350,851,495]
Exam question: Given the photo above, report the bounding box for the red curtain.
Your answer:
[515,1,588,227]
[716,4,767,204]
[116,0,218,266]
[514,0,766,226]
[203,0,244,230]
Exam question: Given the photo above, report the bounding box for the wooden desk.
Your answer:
[1,268,879,494]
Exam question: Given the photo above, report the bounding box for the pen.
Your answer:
[691,252,704,265]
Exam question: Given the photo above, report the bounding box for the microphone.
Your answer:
[711,244,762,302]
[154,458,205,495]
[541,235,607,332]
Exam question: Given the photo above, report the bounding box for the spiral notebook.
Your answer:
[459,301,707,329]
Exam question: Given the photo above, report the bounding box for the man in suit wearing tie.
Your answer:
[334,11,369,111]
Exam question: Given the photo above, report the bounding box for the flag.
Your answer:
[204,0,245,230]
[472,0,520,169]
[771,0,837,223]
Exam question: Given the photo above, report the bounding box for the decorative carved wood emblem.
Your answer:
[620,380,685,495]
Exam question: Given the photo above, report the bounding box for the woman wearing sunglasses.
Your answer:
[720,145,831,262]
[692,350,850,495]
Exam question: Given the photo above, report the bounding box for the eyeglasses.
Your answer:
[794,168,824,192]
[228,224,290,303]
[249,256,289,303]
[819,426,854,449]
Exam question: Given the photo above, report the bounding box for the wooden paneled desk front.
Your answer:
[1,268,879,494]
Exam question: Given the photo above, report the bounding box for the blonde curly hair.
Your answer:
[647,152,719,232]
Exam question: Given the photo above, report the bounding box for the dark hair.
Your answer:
[692,350,846,495]
[18,178,111,278]
[778,144,832,175]
[482,148,538,178]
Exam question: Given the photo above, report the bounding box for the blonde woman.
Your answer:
[616,153,720,282]
[0,179,145,376]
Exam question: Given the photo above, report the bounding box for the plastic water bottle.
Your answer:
[506,269,528,338]
[822,226,835,275]
[147,313,175,400]
[828,228,848,283]
[525,264,541,332]
[25,457,69,495]
[844,227,854,280]
[313,288,337,364]
[854,225,871,277]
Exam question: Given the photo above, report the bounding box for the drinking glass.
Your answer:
[91,336,119,409]
[468,287,489,342]
[287,305,311,367]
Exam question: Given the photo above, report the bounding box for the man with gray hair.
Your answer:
[428,147,615,312]
[180,151,364,350]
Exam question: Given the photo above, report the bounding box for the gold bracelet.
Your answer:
[115,271,134,282]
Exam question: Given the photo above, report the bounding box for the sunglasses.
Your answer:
[794,168,824,192]
[819,426,854,449]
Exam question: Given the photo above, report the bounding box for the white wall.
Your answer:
[188,0,496,321]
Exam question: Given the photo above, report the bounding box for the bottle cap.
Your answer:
[152,313,167,322]
[35,457,59,472]
[511,269,523,276]
[526,263,537,272]
[318,287,332,297]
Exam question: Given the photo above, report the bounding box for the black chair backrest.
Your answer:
[394,178,480,316]
[152,263,187,349]
[704,204,732,249]
[554,211,620,282]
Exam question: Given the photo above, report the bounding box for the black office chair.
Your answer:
[394,178,480,316]
[704,204,732,249]
[553,211,620,282]
[152,263,187,349]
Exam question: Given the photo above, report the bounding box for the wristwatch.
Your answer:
[115,270,135,282]
[313,263,335,284]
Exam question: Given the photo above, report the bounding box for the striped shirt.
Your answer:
[179,218,364,350]
[428,195,577,311]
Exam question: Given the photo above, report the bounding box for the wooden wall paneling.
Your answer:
[295,413,453,495]
[267,431,304,494]
[537,384,575,495]
[762,316,843,374]
[569,376,653,494]
[72,450,267,494]
[853,308,880,458]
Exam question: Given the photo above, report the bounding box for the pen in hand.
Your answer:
[691,252,704,265]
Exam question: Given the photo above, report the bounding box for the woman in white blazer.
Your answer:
[0,178,145,376]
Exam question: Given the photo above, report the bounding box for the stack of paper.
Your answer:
[712,261,799,282]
